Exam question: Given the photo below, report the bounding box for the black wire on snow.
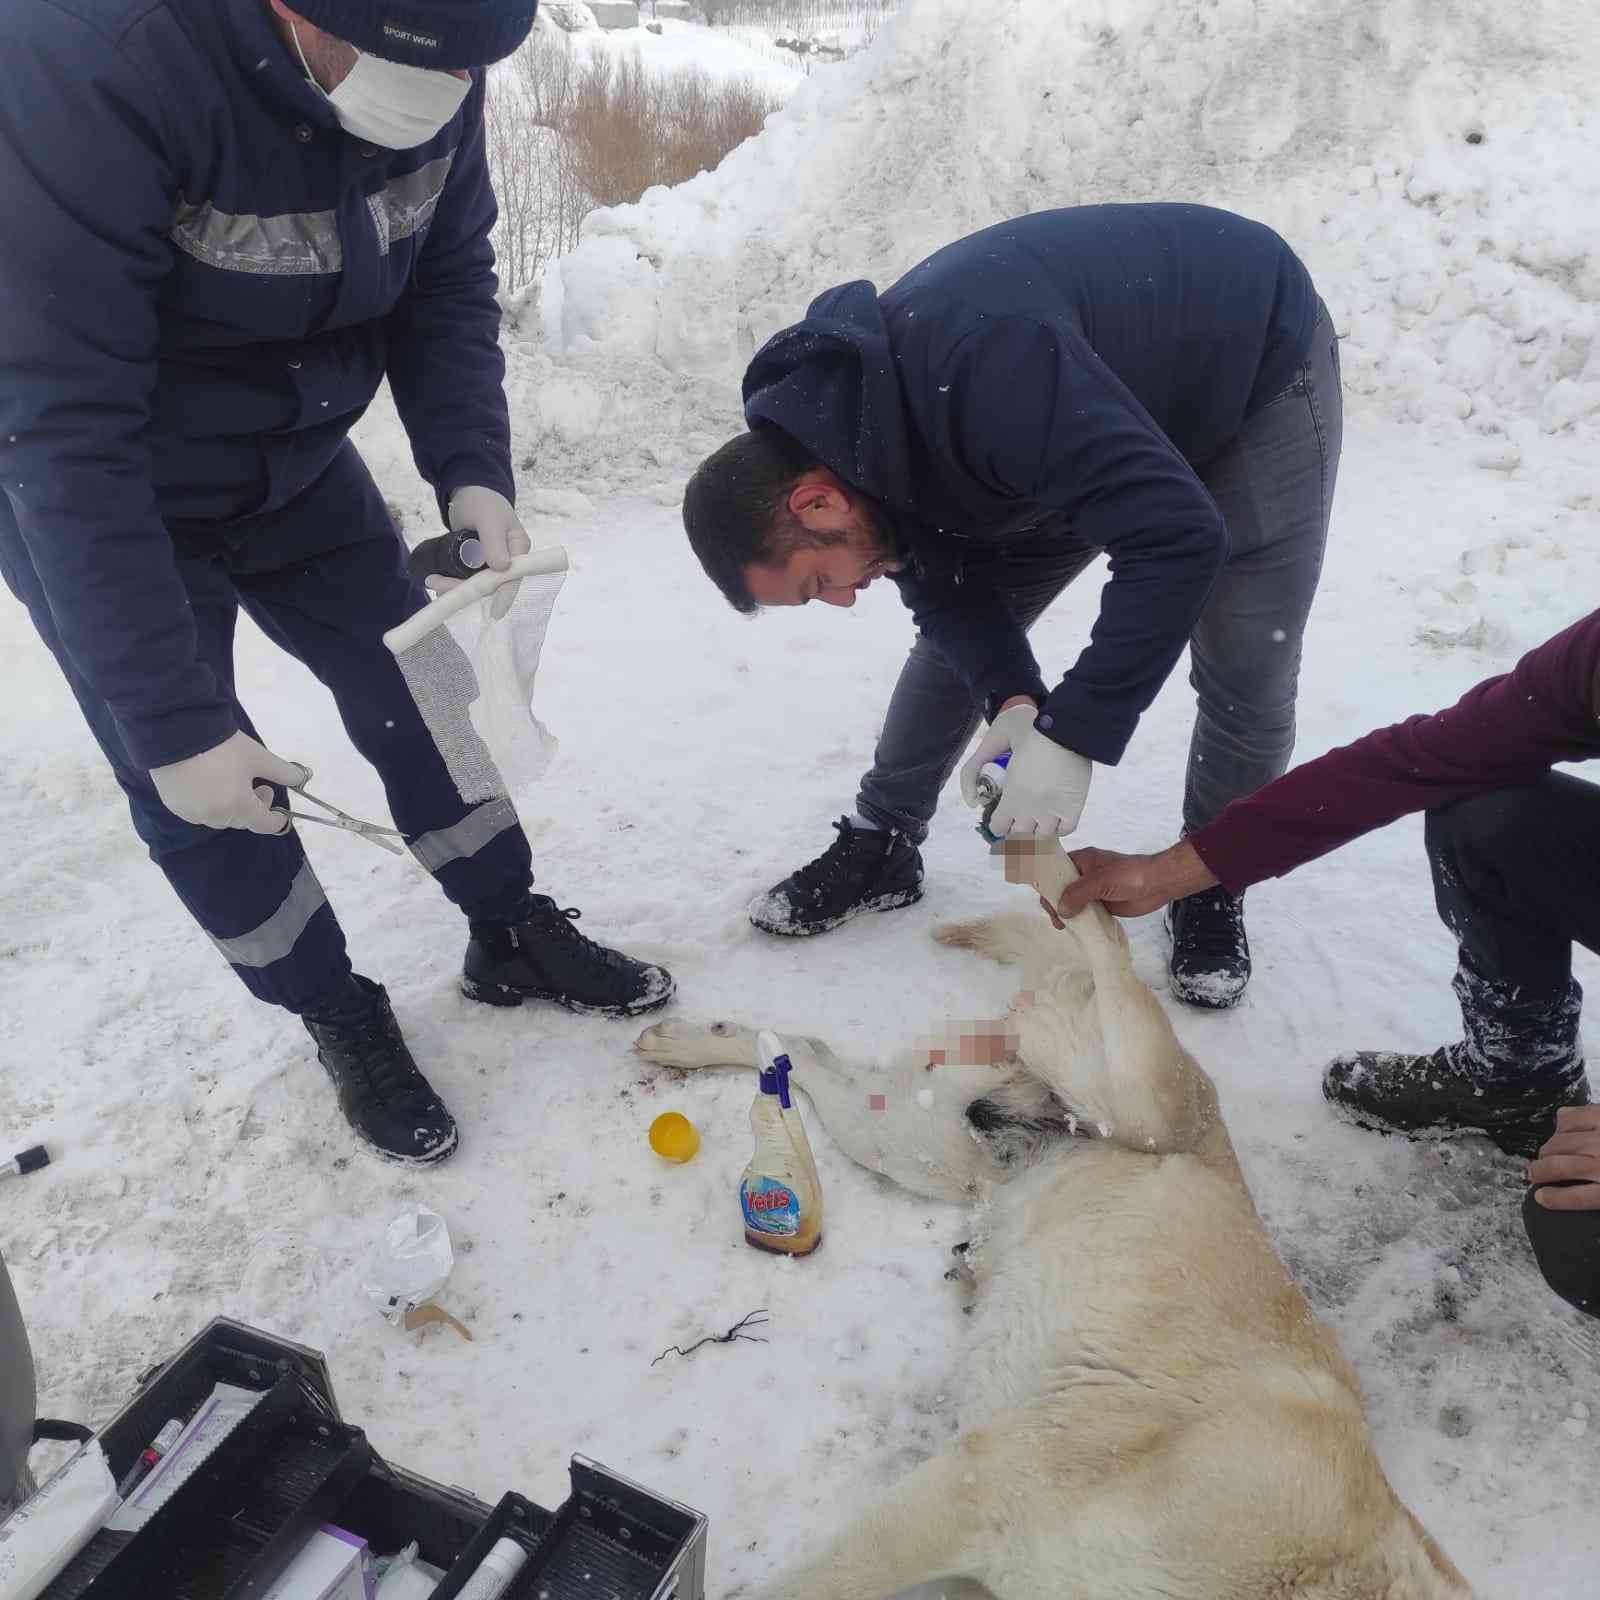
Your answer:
[651,1308,770,1366]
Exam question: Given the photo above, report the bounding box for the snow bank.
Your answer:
[521,0,1600,504]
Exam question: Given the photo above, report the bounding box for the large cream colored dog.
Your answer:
[636,843,1475,1600]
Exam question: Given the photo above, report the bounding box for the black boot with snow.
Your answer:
[749,817,924,937]
[302,976,459,1165]
[462,895,674,1016]
[1323,963,1590,1159]
[1167,885,1251,1009]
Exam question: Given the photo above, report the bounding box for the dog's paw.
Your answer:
[633,1017,750,1070]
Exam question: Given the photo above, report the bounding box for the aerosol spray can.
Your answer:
[974,750,1010,841]
[406,527,486,583]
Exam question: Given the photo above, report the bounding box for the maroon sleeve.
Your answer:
[1189,609,1600,893]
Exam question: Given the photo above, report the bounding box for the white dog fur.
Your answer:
[635,842,1474,1600]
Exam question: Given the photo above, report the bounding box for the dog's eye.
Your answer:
[711,1021,731,1036]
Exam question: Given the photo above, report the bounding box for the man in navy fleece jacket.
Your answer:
[1056,608,1600,1316]
[682,204,1341,1009]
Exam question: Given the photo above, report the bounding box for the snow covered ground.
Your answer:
[5,0,1600,1595]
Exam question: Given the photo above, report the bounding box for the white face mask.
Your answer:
[293,23,471,149]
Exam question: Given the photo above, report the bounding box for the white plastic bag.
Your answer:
[383,551,567,805]
[362,1207,455,1327]
[375,1540,446,1598]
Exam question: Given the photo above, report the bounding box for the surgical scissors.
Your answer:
[273,764,408,856]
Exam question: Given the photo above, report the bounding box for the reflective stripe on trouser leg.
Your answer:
[409,796,520,873]
[408,795,532,923]
[206,857,331,967]
[160,831,352,1013]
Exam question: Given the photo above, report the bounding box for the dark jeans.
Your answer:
[1427,772,1600,1001]
[857,303,1343,841]
[1428,775,1600,1318]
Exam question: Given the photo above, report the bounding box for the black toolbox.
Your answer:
[38,1319,708,1600]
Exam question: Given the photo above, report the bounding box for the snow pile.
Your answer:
[538,0,599,32]
[517,0,1600,505]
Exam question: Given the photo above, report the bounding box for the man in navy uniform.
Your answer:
[0,0,673,1166]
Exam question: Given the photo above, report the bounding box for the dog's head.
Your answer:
[964,1072,1093,1169]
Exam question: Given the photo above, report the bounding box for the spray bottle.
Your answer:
[740,1030,823,1256]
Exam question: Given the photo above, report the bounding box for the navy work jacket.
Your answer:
[0,0,513,767]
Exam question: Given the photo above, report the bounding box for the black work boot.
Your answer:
[302,976,459,1165]
[1166,885,1251,1009]
[1323,964,1590,1159]
[462,895,674,1016]
[749,817,924,937]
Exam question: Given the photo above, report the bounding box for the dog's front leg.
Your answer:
[637,1018,1006,1202]
[635,1019,865,1107]
[747,1439,996,1600]
[634,1017,764,1070]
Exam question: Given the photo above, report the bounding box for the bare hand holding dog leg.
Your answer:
[1038,840,1219,927]
[1528,1106,1600,1209]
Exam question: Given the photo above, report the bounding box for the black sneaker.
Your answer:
[749,818,924,937]
[1166,885,1250,1009]
[462,895,675,1017]
[1323,1043,1589,1159]
[302,976,459,1165]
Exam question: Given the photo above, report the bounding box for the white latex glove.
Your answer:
[149,730,306,834]
[446,485,530,619]
[986,729,1094,839]
[958,701,1040,808]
